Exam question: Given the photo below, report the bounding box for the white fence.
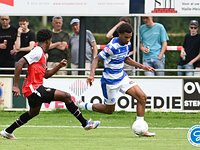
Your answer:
[0,75,200,112]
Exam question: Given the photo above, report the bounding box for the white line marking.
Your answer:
[0,125,189,130]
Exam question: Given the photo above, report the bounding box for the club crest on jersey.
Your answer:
[104,47,110,53]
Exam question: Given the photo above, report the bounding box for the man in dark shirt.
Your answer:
[177,20,200,76]
[10,17,35,74]
[0,16,17,74]
[47,16,69,75]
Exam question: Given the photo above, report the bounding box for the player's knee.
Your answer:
[138,94,147,105]
[64,92,72,103]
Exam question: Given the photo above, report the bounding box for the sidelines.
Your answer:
[0,125,189,130]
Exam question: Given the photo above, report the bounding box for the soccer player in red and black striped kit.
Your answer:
[0,29,100,139]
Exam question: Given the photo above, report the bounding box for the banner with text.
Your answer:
[0,0,129,16]
[183,78,200,110]
[40,78,184,112]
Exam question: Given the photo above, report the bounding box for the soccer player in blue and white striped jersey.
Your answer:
[76,23,155,137]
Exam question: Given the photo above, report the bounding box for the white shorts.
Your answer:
[101,76,137,105]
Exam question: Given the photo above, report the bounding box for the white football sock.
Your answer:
[78,102,93,111]
[136,116,144,121]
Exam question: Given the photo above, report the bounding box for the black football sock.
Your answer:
[6,112,32,133]
[65,102,87,127]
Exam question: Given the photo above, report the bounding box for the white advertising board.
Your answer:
[42,78,183,112]
[1,0,199,16]
[0,0,129,16]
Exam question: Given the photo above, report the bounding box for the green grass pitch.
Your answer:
[0,110,199,150]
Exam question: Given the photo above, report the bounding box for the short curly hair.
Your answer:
[36,29,52,42]
[118,23,133,34]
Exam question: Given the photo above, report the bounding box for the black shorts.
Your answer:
[27,85,56,108]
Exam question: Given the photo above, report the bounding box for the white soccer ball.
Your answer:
[132,120,148,136]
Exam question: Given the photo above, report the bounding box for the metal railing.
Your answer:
[0,67,200,76]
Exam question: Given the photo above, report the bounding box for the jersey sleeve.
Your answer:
[98,45,113,60]
[23,46,43,65]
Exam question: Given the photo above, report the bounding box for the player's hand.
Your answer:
[87,75,94,86]
[143,65,155,72]
[59,59,67,67]
[12,86,21,97]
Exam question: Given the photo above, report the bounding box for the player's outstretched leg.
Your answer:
[0,111,33,139]
[65,101,101,130]
[55,90,100,130]
[0,129,16,139]
[84,119,100,130]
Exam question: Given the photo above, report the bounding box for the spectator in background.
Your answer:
[192,55,200,77]
[47,16,69,75]
[139,16,169,76]
[106,17,135,75]
[69,18,98,75]
[10,17,35,74]
[178,20,200,76]
[0,16,17,74]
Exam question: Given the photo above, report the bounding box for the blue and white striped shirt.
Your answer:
[98,37,131,85]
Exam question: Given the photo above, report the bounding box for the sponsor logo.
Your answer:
[151,0,177,13]
[183,79,200,110]
[187,125,200,147]
[104,47,110,53]
[69,79,88,96]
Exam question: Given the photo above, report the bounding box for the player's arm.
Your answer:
[125,57,155,72]
[13,58,27,97]
[87,56,100,86]
[106,21,125,39]
[91,41,98,59]
[45,59,67,78]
